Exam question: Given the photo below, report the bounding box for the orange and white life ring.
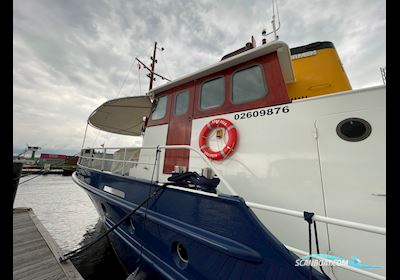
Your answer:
[198,118,238,160]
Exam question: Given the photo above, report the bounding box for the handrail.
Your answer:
[79,145,386,235]
[79,144,385,279]
[79,145,238,195]
[246,202,386,236]
[79,155,151,165]
[79,145,385,236]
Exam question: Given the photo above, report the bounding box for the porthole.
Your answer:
[177,243,188,263]
[172,242,189,269]
[336,118,372,142]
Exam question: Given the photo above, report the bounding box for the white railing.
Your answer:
[78,145,385,279]
[78,145,238,195]
[246,202,385,236]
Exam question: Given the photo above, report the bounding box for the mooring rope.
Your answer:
[60,183,166,263]
[60,147,163,263]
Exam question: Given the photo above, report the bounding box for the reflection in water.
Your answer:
[14,174,127,279]
[70,218,127,280]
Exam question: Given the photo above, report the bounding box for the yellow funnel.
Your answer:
[287,42,352,100]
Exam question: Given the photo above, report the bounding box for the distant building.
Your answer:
[65,156,79,165]
[37,154,66,166]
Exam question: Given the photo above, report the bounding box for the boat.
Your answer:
[72,12,386,280]
[62,156,79,176]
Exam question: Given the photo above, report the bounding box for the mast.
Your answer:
[136,41,171,92]
[149,42,157,91]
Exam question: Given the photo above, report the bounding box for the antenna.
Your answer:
[272,0,280,40]
[380,66,386,85]
[262,0,281,44]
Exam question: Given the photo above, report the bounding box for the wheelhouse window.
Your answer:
[200,77,225,110]
[151,95,167,120]
[232,65,267,104]
[175,90,189,116]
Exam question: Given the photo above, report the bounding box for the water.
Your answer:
[14,174,127,280]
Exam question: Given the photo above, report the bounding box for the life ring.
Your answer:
[198,118,238,160]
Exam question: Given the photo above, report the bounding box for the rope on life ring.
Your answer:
[198,118,238,160]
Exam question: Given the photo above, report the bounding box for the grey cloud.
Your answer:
[13,0,386,154]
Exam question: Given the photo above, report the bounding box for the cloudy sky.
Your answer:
[13,0,386,156]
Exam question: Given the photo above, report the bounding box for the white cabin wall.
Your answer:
[315,107,386,278]
[129,124,169,181]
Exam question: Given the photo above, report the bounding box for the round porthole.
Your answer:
[172,242,189,269]
[177,243,188,263]
[336,118,372,142]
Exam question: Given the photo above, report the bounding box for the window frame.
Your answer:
[174,90,190,116]
[151,95,168,121]
[199,75,225,111]
[231,63,268,105]
[191,52,291,120]
[147,94,171,126]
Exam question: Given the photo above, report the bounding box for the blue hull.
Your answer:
[75,166,327,279]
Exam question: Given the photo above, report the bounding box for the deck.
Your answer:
[13,207,84,280]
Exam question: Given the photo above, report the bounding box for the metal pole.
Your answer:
[149,42,157,90]
[156,148,161,182]
[272,16,277,40]
[81,122,89,150]
[89,149,93,168]
[101,147,106,171]
[79,149,83,165]
[122,148,127,176]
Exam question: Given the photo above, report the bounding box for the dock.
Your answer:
[21,168,64,175]
[13,208,84,280]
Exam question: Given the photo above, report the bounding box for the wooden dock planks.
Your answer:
[13,208,84,280]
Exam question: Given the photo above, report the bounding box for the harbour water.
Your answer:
[14,174,127,280]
